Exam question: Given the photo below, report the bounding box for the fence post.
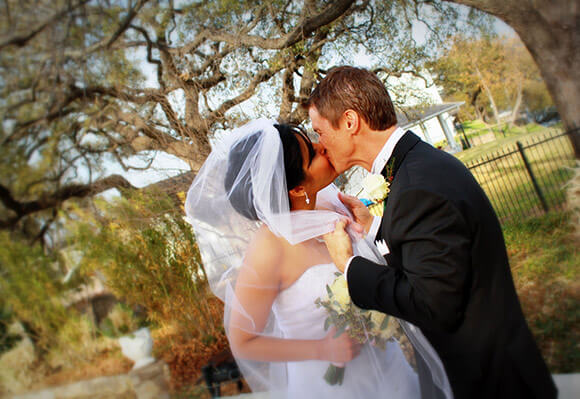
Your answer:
[516,141,549,213]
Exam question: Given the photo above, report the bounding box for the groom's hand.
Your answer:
[338,192,373,233]
[323,219,353,273]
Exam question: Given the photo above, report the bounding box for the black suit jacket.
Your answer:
[348,132,556,399]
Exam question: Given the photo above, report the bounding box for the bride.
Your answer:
[185,119,452,398]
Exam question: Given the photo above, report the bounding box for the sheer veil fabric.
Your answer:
[185,119,453,398]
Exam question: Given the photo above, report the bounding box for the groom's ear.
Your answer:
[343,109,360,135]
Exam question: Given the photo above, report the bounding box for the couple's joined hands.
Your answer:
[323,192,372,272]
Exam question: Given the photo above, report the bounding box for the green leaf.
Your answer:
[380,315,391,330]
[334,323,347,337]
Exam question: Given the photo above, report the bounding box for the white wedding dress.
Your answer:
[272,263,421,399]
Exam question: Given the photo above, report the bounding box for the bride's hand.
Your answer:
[323,219,353,272]
[338,192,373,233]
[319,327,361,363]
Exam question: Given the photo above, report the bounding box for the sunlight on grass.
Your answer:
[503,212,580,372]
[456,128,576,222]
[455,124,565,164]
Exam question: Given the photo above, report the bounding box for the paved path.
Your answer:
[225,374,580,399]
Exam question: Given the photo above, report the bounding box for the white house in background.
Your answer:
[338,72,464,196]
[397,101,464,151]
[386,71,463,152]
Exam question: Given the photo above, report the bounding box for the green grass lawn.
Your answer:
[454,123,565,164]
[503,211,579,373]
[457,129,575,220]
[452,123,579,372]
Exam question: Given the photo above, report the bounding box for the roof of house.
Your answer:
[143,170,195,203]
[396,102,464,129]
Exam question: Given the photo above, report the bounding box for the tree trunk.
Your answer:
[444,0,580,157]
[509,81,523,128]
[475,66,501,126]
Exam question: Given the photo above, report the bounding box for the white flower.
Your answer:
[329,275,350,310]
[362,174,390,202]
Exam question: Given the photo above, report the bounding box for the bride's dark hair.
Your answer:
[224,123,314,220]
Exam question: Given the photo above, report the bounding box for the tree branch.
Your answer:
[0,0,91,51]
[180,0,356,51]
[105,0,150,49]
[208,63,285,124]
[0,175,136,228]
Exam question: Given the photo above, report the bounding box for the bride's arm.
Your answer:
[228,230,358,363]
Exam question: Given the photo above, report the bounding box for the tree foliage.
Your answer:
[0,231,72,351]
[430,34,552,123]
[442,0,580,156]
[0,0,490,240]
[68,187,223,340]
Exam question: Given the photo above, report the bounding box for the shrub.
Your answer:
[0,334,37,395]
[0,232,71,351]
[70,188,223,342]
[45,314,116,370]
[99,303,142,338]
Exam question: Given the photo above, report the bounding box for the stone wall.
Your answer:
[8,360,170,399]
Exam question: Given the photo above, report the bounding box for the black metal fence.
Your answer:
[465,128,578,223]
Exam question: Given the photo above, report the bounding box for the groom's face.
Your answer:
[309,105,352,174]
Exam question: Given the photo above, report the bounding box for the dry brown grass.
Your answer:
[37,350,133,388]
[159,330,230,393]
[0,336,37,395]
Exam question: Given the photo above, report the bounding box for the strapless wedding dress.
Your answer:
[272,263,420,399]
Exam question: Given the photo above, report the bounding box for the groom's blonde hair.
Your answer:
[306,66,397,130]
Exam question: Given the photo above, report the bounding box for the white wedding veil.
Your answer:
[185,119,452,398]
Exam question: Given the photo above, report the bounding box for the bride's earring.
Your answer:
[304,192,310,205]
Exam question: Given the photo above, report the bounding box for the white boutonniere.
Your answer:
[361,174,390,202]
[358,160,395,217]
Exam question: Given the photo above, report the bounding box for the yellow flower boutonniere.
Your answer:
[362,174,390,202]
[361,174,390,217]
[358,159,395,217]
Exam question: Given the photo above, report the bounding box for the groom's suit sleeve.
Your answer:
[347,188,471,334]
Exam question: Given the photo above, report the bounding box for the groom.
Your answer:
[307,66,556,399]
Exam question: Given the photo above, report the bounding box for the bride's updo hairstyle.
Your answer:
[224,123,314,220]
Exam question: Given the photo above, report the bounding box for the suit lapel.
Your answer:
[381,130,421,181]
[379,131,421,253]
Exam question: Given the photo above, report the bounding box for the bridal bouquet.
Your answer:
[315,273,398,385]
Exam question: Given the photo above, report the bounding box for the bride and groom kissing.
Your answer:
[186,66,556,398]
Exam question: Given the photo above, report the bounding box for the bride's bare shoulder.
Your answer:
[245,225,286,268]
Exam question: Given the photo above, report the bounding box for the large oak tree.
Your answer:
[0,0,453,240]
[1,0,577,243]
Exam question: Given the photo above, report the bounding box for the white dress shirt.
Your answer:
[344,127,406,277]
